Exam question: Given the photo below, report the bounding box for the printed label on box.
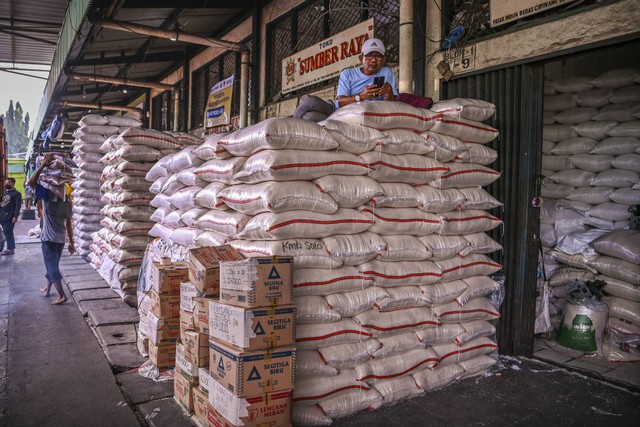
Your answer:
[220,259,258,291]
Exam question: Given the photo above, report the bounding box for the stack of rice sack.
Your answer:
[143,99,504,425]
[539,68,640,346]
[89,128,189,303]
[70,114,140,258]
[35,153,76,200]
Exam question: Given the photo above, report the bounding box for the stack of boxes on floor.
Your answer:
[538,68,640,360]
[142,98,505,424]
[172,245,295,427]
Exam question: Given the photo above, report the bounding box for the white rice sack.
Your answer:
[79,114,109,126]
[592,169,639,187]
[435,254,502,282]
[542,154,573,171]
[112,176,150,192]
[105,115,142,128]
[419,280,468,306]
[113,221,153,237]
[548,169,595,187]
[432,337,498,367]
[588,202,631,222]
[551,137,598,155]
[318,340,382,370]
[359,152,448,185]
[116,161,153,177]
[314,175,384,208]
[543,111,556,125]
[417,235,470,260]
[159,175,185,196]
[429,117,499,144]
[456,276,502,306]
[181,208,207,227]
[552,77,593,94]
[318,389,383,420]
[167,131,203,146]
[167,146,203,172]
[438,210,502,235]
[296,321,372,350]
[296,351,338,377]
[293,406,333,427]
[237,208,372,240]
[569,154,612,172]
[114,144,161,162]
[593,102,640,122]
[567,186,614,204]
[459,232,502,256]
[371,376,423,408]
[293,369,369,404]
[108,249,144,266]
[145,161,169,181]
[167,186,200,210]
[370,183,421,208]
[412,364,464,392]
[150,193,172,209]
[374,286,429,311]
[354,307,438,337]
[228,238,340,269]
[428,163,501,189]
[547,268,594,287]
[605,296,640,326]
[176,167,205,187]
[379,129,433,155]
[454,320,497,346]
[553,107,597,124]
[322,232,387,265]
[111,235,151,251]
[377,235,430,261]
[607,121,640,138]
[430,98,496,122]
[161,209,185,228]
[611,153,640,171]
[422,131,468,163]
[118,128,182,150]
[194,230,228,247]
[598,275,640,302]
[433,297,501,323]
[354,347,439,383]
[573,120,618,140]
[219,117,337,156]
[372,332,425,359]
[544,93,577,111]
[319,119,384,154]
[455,143,498,165]
[293,267,372,297]
[74,124,120,137]
[592,137,640,155]
[106,206,152,222]
[358,260,442,287]
[610,85,640,103]
[591,68,640,88]
[359,206,440,236]
[234,149,368,183]
[574,88,615,108]
[590,229,640,265]
[325,287,390,317]
[415,187,465,213]
[170,227,203,247]
[608,188,640,205]
[542,139,556,154]
[296,295,342,324]
[588,256,640,285]
[326,101,435,132]
[193,210,250,236]
[193,132,231,160]
[193,157,247,183]
[218,181,337,215]
[194,182,228,210]
[458,188,502,211]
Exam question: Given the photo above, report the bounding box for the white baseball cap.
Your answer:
[362,38,385,56]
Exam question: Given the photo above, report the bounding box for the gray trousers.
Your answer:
[293,95,335,122]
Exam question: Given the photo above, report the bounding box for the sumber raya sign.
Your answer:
[281,19,374,94]
[490,0,578,27]
[205,75,234,128]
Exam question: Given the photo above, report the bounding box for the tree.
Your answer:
[1,100,30,155]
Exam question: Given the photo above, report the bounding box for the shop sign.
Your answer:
[205,75,234,128]
[444,45,476,74]
[490,0,578,27]
[281,19,374,94]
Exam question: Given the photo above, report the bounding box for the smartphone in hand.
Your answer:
[373,76,385,88]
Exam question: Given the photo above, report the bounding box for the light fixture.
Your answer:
[122,87,128,94]
[170,23,180,41]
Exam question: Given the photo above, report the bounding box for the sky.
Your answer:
[0,63,50,139]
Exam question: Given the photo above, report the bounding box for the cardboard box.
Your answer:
[188,246,244,295]
[150,262,189,294]
[176,342,199,384]
[174,368,194,413]
[219,257,293,308]
[191,414,208,427]
[150,291,181,318]
[192,386,209,426]
[183,329,210,367]
[144,312,180,345]
[209,339,295,397]
[208,387,292,427]
[180,310,194,340]
[198,368,213,394]
[209,303,296,350]
[148,342,176,370]
[181,281,203,312]
[192,297,212,334]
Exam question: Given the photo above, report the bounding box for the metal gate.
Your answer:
[442,64,545,356]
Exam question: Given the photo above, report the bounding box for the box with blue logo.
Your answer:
[208,338,295,397]
[219,257,293,308]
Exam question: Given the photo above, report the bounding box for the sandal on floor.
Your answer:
[1,251,14,256]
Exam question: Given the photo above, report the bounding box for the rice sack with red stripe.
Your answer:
[429,116,499,144]
[359,207,440,236]
[428,163,501,189]
[326,101,439,132]
[358,260,442,287]
[293,369,370,405]
[293,267,373,297]
[296,319,373,350]
[353,347,439,383]
[354,307,439,337]
[432,296,502,324]
[359,152,449,184]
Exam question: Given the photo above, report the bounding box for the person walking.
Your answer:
[27,153,75,305]
[0,177,22,255]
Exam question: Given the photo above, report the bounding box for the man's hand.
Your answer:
[68,243,75,255]
[359,82,394,100]
[42,152,55,167]
[11,217,17,224]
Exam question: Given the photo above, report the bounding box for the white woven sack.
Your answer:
[433,337,498,366]
[161,209,186,228]
[113,234,152,251]
[193,209,250,236]
[354,348,439,383]
[176,167,206,187]
[549,169,595,187]
[114,221,153,236]
[354,307,438,337]
[314,175,384,208]
[72,205,102,216]
[428,163,501,189]
[358,260,442,287]
[419,280,468,306]
[167,186,200,210]
[181,208,206,227]
[170,227,203,247]
[542,154,573,171]
[228,238,341,269]
[569,154,612,172]
[566,186,613,204]
[544,80,556,95]
[544,93,577,111]
[593,102,640,122]
[167,131,203,146]
[150,193,171,209]
[597,275,640,302]
[296,351,338,377]
[588,202,631,222]
[296,321,372,351]
[325,287,389,317]
[592,169,639,187]
[459,232,502,256]
[108,249,144,266]
[318,389,383,420]
[574,88,614,108]
[106,205,151,222]
[194,182,228,210]
[168,145,203,172]
[374,285,429,310]
[610,86,640,103]
[319,119,385,154]
[296,295,341,324]
[116,161,153,177]
[430,98,496,122]
[591,68,640,88]
[552,77,593,94]
[379,129,433,155]
[590,229,640,265]
[551,137,598,155]
[421,131,468,163]
[112,176,149,192]
[370,183,421,207]
[456,276,501,305]
[437,210,502,235]
[608,188,640,205]
[74,124,120,137]
[372,332,425,359]
[412,364,464,392]
[607,121,640,138]
[555,199,592,215]
[611,153,640,171]
[234,149,368,183]
[145,161,169,181]
[294,370,372,409]
[79,114,109,126]
[193,157,247,183]
[573,120,618,140]
[458,188,503,211]
[149,206,170,223]
[415,187,464,213]
[430,117,499,144]
[435,254,502,282]
[293,267,373,297]
[605,296,640,325]
[542,139,556,153]
[218,181,337,215]
[292,406,333,427]
[112,191,154,207]
[359,206,440,236]
[219,117,337,156]
[318,340,382,370]
[592,137,640,155]
[322,232,387,265]
[159,175,185,196]
[543,110,556,125]
[455,143,498,165]
[72,141,102,153]
[359,152,448,184]
[553,107,597,124]
[433,297,501,323]
[543,124,579,142]
[326,101,436,132]
[106,115,142,128]
[377,235,430,261]
[236,209,372,240]
[370,376,423,408]
[114,144,161,162]
[194,230,228,247]
[458,355,498,378]
[417,235,470,260]
[119,128,182,150]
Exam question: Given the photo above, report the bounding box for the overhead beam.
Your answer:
[0,27,57,45]
[67,71,175,91]
[121,0,256,8]
[60,100,143,114]
[67,51,179,67]
[0,17,61,27]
